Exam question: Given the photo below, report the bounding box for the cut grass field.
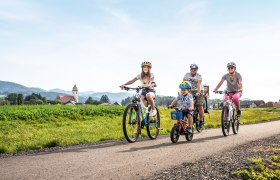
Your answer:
[0,105,279,154]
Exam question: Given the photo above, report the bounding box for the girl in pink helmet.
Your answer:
[120,61,157,116]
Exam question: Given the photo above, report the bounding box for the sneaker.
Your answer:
[149,109,157,116]
[237,110,241,116]
[186,127,192,134]
[199,120,204,129]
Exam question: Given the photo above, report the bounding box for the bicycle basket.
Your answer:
[170,111,183,120]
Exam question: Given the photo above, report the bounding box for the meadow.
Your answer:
[0,105,279,154]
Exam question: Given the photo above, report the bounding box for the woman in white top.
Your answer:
[120,61,157,116]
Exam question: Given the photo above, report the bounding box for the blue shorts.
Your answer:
[141,88,156,97]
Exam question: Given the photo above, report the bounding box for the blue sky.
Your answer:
[0,0,280,102]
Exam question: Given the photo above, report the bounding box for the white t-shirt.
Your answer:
[136,73,155,87]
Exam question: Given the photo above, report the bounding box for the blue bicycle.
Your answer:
[122,86,161,143]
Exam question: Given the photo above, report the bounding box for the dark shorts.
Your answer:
[183,111,193,120]
[141,88,156,97]
[191,91,204,106]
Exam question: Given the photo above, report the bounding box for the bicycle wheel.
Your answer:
[170,124,180,143]
[185,129,193,141]
[232,109,240,134]
[221,106,230,136]
[193,111,200,133]
[122,104,141,143]
[147,107,160,140]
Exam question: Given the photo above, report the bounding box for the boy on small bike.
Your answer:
[168,81,194,133]
[120,61,157,116]
[214,62,243,116]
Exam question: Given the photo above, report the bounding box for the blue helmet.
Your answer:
[179,81,192,89]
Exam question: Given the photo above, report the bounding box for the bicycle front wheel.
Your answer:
[122,104,141,143]
[147,107,160,140]
[232,110,240,134]
[221,106,230,136]
[170,124,180,143]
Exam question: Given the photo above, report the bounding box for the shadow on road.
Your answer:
[118,134,225,153]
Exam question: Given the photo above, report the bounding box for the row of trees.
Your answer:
[84,95,110,105]
[121,96,175,106]
[1,93,112,106]
[0,93,48,105]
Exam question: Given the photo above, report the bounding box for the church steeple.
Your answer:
[72,84,78,103]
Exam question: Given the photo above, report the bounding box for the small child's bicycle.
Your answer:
[170,108,193,143]
[122,86,161,143]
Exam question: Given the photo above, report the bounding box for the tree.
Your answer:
[85,97,101,105]
[6,93,18,105]
[25,93,47,104]
[17,94,24,105]
[100,95,110,103]
[121,97,133,106]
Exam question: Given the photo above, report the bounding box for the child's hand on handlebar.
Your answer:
[168,105,174,109]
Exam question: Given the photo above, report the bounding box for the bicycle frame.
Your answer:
[126,87,157,127]
[221,92,236,122]
[171,109,189,134]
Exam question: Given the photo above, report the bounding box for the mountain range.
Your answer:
[0,80,132,103]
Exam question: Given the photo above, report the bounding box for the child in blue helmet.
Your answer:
[168,81,194,133]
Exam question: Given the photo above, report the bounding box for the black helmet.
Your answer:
[190,64,198,69]
[227,62,236,68]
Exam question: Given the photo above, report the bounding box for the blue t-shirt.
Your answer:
[177,93,193,109]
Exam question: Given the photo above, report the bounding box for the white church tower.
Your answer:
[72,84,78,103]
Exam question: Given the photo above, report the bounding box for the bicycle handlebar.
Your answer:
[213,90,238,94]
[124,86,146,91]
[168,106,193,112]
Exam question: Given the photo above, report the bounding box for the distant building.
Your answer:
[0,95,6,100]
[240,100,257,108]
[113,102,122,106]
[265,101,280,108]
[252,100,266,107]
[56,85,78,105]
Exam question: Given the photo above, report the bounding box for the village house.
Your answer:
[56,85,78,105]
[265,101,280,108]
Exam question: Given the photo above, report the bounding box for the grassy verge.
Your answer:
[231,149,280,179]
[0,106,280,154]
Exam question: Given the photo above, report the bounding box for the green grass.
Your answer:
[0,106,280,154]
[232,155,280,179]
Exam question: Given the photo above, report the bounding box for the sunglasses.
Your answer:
[228,67,235,70]
[181,89,188,91]
[191,68,197,71]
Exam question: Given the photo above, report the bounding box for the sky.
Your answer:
[0,0,280,102]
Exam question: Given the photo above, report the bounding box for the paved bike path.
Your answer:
[1,120,280,180]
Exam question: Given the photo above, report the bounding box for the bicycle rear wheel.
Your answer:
[221,106,230,136]
[147,107,160,140]
[122,104,141,143]
[232,109,240,134]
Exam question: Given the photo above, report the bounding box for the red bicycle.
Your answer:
[170,108,193,143]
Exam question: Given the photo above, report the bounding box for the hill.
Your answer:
[0,80,131,103]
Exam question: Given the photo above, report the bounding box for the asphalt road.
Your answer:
[1,120,280,180]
